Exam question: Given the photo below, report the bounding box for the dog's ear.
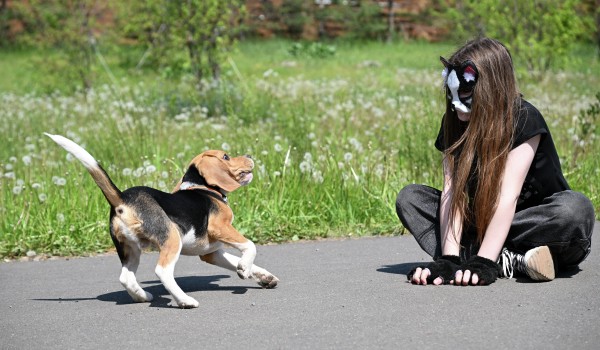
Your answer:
[199,156,241,193]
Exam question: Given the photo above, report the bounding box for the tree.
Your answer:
[118,0,245,89]
[445,0,588,74]
[12,0,105,92]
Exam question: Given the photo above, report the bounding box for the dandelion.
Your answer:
[122,168,132,176]
[66,153,75,162]
[374,164,385,179]
[57,213,65,222]
[31,183,42,189]
[5,163,13,171]
[273,171,281,177]
[344,152,353,162]
[22,155,32,166]
[12,186,22,195]
[4,172,15,179]
[52,176,67,186]
[161,171,169,179]
[221,142,231,151]
[274,143,283,152]
[312,170,324,184]
[38,193,47,203]
[299,160,312,174]
[145,165,156,174]
[133,167,144,178]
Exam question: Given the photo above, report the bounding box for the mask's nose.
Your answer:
[452,99,470,113]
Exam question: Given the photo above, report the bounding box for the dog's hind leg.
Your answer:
[119,243,153,303]
[201,249,279,288]
[155,223,199,308]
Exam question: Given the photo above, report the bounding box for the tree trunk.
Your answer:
[386,0,394,43]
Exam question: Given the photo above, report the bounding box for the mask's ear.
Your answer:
[440,56,450,68]
[199,156,241,193]
[440,56,451,80]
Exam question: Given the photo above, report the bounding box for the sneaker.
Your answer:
[498,246,555,281]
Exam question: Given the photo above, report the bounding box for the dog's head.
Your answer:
[173,150,254,194]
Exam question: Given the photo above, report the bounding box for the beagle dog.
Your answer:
[45,133,279,308]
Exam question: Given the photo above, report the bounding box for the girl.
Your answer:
[395,37,595,286]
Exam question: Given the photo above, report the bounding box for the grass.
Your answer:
[0,39,599,258]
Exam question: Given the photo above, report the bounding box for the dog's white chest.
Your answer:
[180,228,222,256]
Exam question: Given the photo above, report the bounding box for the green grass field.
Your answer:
[1,39,599,258]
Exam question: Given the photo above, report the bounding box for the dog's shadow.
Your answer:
[34,274,260,308]
[99,275,262,307]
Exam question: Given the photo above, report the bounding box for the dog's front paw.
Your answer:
[176,296,199,309]
[237,262,252,279]
[255,272,279,289]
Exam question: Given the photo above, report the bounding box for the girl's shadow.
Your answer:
[377,262,422,276]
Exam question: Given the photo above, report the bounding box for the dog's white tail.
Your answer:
[45,133,123,207]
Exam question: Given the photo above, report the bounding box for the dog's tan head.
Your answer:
[173,150,254,194]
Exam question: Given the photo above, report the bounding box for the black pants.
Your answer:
[396,184,595,269]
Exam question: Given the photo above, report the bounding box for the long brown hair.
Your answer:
[442,38,521,243]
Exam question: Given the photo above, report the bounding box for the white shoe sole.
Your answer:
[524,246,555,281]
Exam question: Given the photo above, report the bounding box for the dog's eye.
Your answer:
[223,154,230,161]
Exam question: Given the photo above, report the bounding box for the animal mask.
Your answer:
[441,57,478,113]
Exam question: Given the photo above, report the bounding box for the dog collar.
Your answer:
[179,181,228,203]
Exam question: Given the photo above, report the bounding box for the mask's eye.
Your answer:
[223,154,230,161]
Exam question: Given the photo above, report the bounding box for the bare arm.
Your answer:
[456,134,541,285]
[440,157,462,256]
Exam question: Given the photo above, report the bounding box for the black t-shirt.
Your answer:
[435,100,570,211]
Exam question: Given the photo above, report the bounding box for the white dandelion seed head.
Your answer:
[12,186,23,195]
[133,167,144,178]
[122,168,132,176]
[145,165,156,174]
[57,213,65,222]
[38,193,47,203]
[5,163,13,171]
[299,161,312,174]
[274,143,283,152]
[221,142,231,151]
[344,152,353,162]
[161,171,169,179]
[22,155,32,166]
[31,183,42,189]
[4,172,15,179]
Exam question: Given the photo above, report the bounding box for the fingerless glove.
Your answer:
[407,255,462,284]
[460,255,500,285]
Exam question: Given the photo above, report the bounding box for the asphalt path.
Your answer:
[1,222,599,350]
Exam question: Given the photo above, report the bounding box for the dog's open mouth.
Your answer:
[239,171,253,185]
